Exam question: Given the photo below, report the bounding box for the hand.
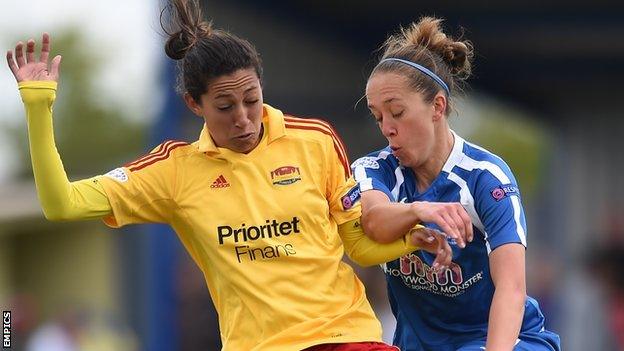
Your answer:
[6,33,61,83]
[411,201,473,248]
[409,227,453,272]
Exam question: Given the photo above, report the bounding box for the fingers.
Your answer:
[432,237,452,272]
[15,41,26,67]
[26,39,35,63]
[440,212,465,248]
[6,50,19,80]
[457,205,474,242]
[431,203,469,248]
[448,209,467,248]
[49,55,62,81]
[410,228,434,244]
[40,33,50,63]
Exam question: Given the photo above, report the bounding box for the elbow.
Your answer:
[41,204,72,222]
[361,216,394,244]
[345,253,376,268]
[495,285,526,307]
[42,208,66,222]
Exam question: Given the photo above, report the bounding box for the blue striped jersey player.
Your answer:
[356,17,562,350]
[353,133,561,350]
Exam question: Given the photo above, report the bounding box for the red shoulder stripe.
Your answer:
[128,141,188,172]
[283,116,349,160]
[283,116,350,164]
[284,116,351,177]
[124,140,177,168]
[284,123,351,179]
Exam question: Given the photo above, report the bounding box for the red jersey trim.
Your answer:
[125,140,188,172]
[283,116,349,164]
[284,121,351,179]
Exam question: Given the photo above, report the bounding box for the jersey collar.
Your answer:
[197,103,287,154]
[441,130,466,173]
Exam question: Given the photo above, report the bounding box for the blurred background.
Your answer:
[1,0,623,350]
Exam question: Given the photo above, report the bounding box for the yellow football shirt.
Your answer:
[98,105,383,350]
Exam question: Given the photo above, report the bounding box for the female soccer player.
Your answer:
[353,17,562,351]
[6,1,469,349]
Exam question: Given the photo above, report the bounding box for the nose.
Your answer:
[380,117,397,138]
[232,105,250,129]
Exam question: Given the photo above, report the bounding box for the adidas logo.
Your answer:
[210,175,230,188]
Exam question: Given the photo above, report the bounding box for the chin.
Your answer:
[396,156,416,168]
[236,137,260,153]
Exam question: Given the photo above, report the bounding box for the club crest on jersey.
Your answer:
[104,167,128,183]
[490,184,519,201]
[351,156,380,170]
[270,166,301,185]
[341,185,361,209]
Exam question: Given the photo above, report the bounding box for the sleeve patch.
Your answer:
[104,168,129,183]
[341,185,361,209]
[351,156,380,170]
[490,184,519,201]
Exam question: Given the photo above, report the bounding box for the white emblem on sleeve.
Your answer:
[351,156,380,169]
[105,168,129,183]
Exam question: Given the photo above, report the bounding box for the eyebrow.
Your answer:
[383,97,397,104]
[214,86,258,100]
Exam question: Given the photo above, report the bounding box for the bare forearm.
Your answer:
[486,288,525,350]
[362,202,420,243]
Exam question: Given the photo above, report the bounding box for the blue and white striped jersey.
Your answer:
[353,131,553,350]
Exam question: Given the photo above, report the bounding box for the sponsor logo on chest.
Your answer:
[270,165,302,185]
[217,217,302,263]
[383,253,484,298]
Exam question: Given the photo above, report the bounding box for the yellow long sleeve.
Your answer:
[19,81,112,220]
[338,218,418,267]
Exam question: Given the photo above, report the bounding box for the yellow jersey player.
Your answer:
[6,0,467,350]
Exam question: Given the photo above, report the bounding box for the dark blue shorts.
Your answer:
[455,330,561,351]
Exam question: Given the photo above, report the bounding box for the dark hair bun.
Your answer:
[390,17,473,80]
[161,0,213,61]
[442,41,472,78]
[165,31,192,60]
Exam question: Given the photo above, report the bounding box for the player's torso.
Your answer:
[170,136,375,349]
[175,135,344,279]
[384,164,494,341]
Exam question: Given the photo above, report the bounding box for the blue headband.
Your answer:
[379,58,450,96]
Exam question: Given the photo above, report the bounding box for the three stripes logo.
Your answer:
[211,175,230,188]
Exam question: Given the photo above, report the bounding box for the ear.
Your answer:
[183,92,203,117]
[432,92,447,121]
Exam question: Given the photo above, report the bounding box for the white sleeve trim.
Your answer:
[454,156,527,248]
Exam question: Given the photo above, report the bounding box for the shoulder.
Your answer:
[282,114,349,160]
[123,139,192,172]
[455,139,517,186]
[451,139,521,205]
[282,114,344,144]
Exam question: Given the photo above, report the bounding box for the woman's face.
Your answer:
[366,71,443,168]
[186,68,264,153]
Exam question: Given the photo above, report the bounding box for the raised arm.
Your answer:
[7,33,112,220]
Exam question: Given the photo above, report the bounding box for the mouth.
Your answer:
[390,145,404,160]
[234,132,255,141]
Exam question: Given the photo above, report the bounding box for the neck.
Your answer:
[411,127,454,192]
